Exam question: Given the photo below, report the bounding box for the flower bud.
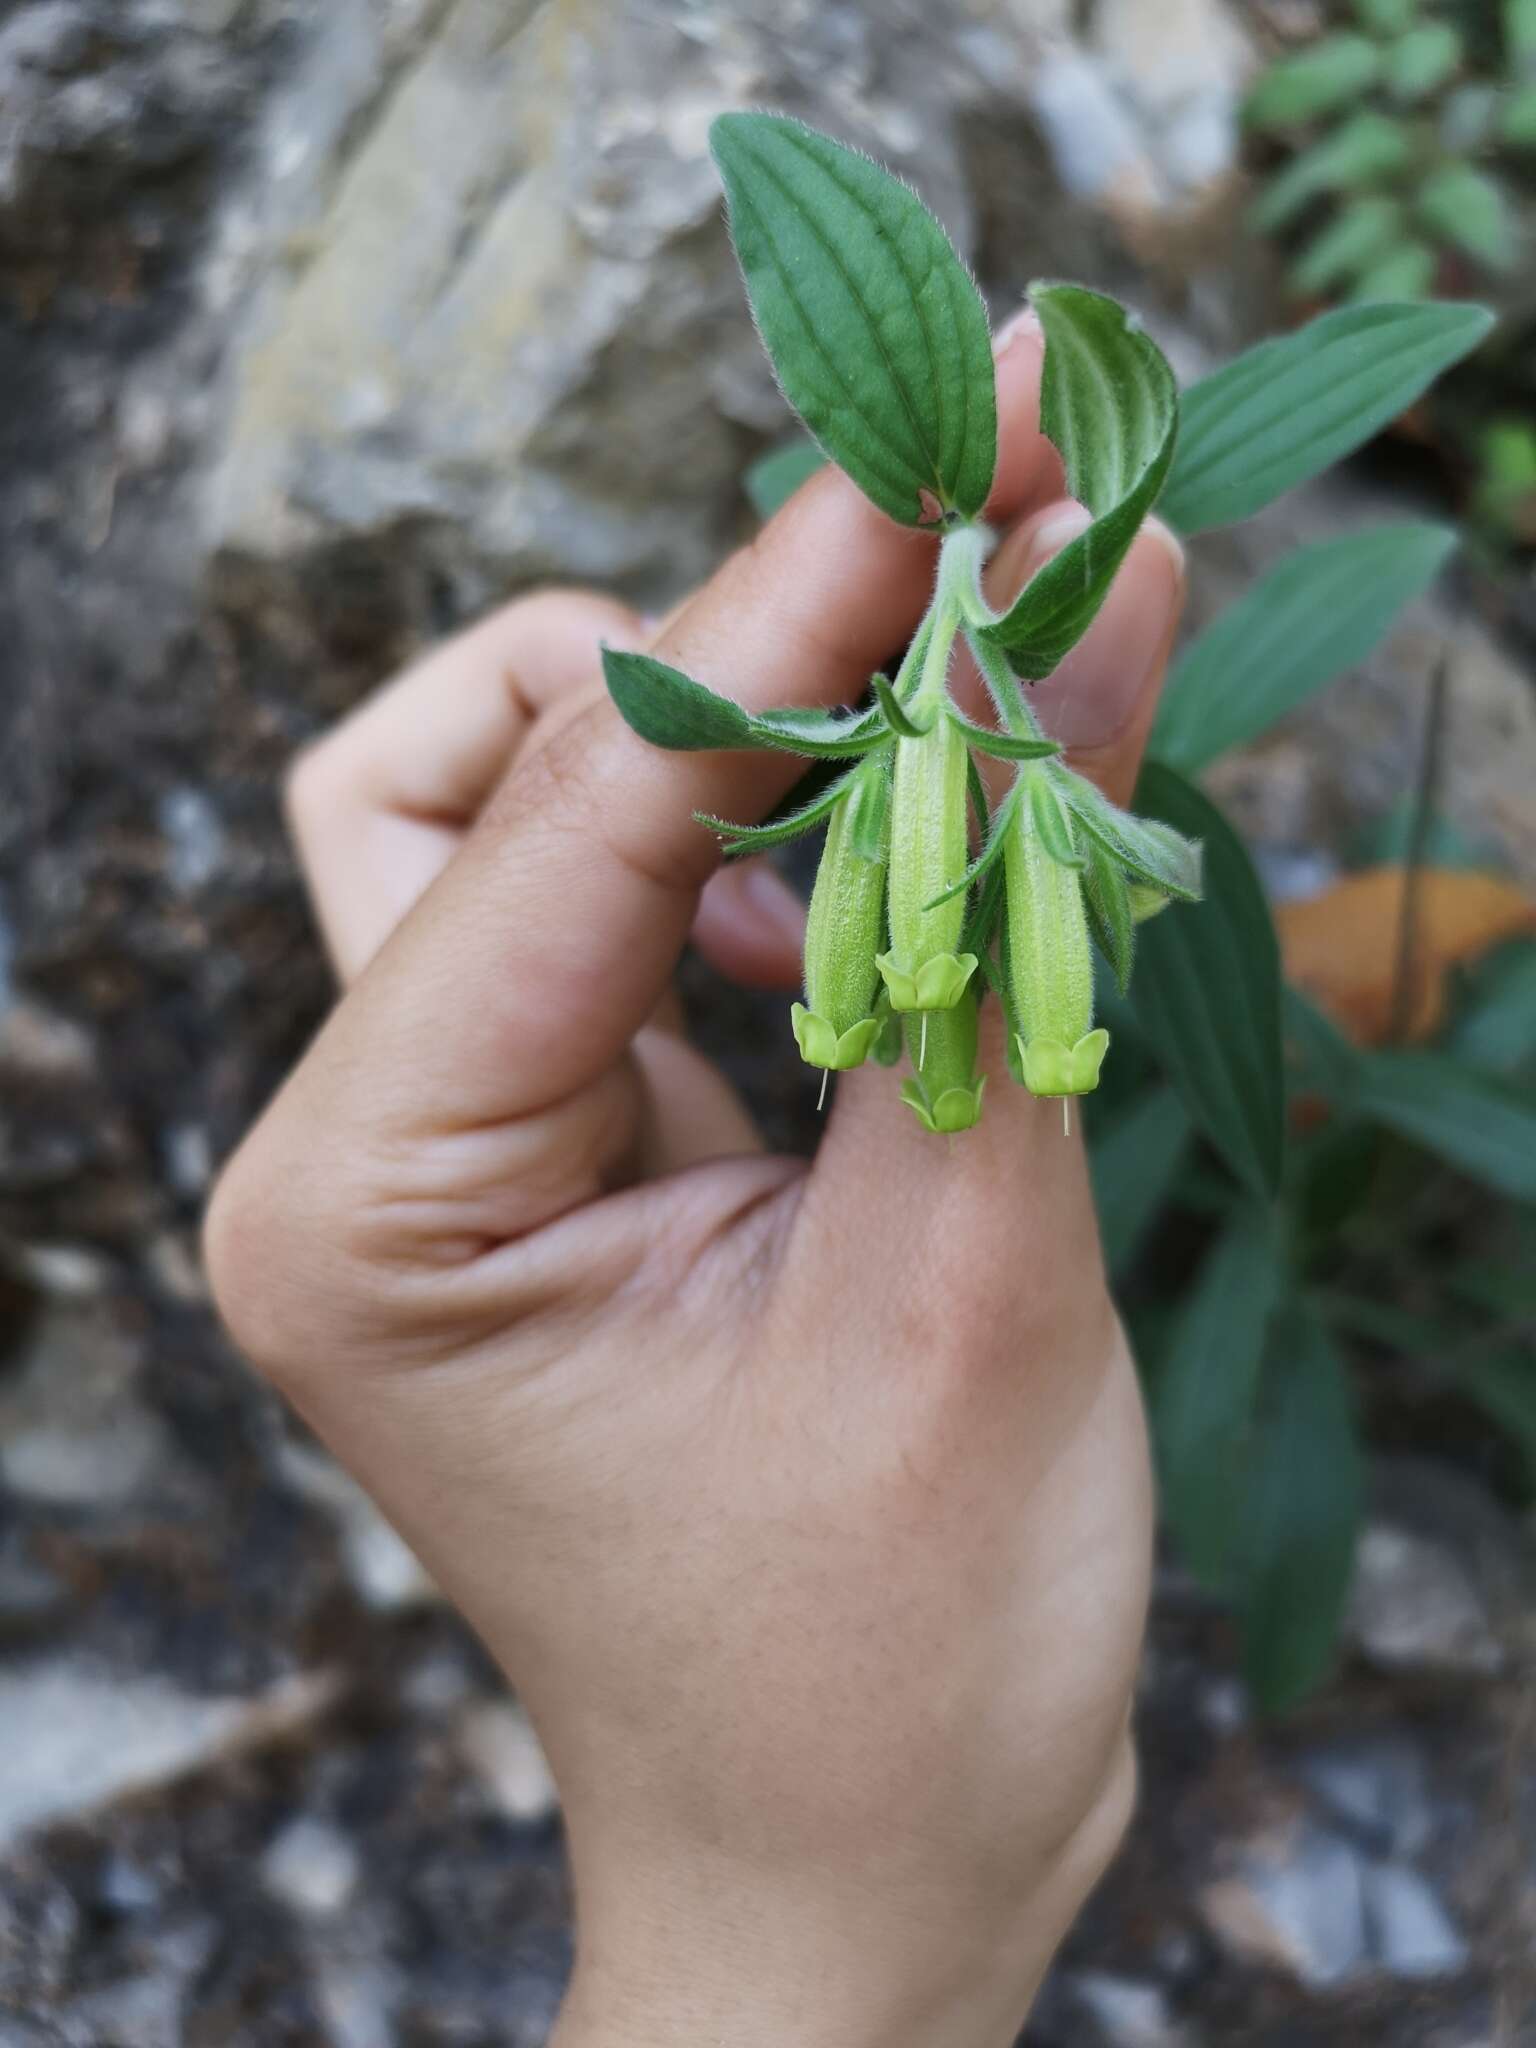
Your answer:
[878,715,977,1012]
[900,987,986,1133]
[1128,882,1171,922]
[1003,774,1108,1098]
[790,761,887,1072]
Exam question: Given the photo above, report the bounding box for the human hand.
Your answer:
[205,317,1184,2048]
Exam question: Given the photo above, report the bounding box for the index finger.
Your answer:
[311,325,1062,1144]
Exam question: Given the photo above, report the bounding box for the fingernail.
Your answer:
[732,859,807,950]
[992,303,1041,356]
[990,507,1183,750]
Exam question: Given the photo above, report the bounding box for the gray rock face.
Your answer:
[202,0,1256,605]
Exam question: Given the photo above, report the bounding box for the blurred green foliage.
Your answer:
[1248,0,1532,290]
[1247,2,1536,548]
[747,297,1535,1714]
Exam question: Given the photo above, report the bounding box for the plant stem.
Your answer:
[1389,641,1451,1044]
[916,593,958,715]
[963,624,1044,742]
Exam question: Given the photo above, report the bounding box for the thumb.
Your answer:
[988,503,1185,810]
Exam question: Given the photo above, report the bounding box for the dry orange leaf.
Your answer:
[1277,865,1536,1047]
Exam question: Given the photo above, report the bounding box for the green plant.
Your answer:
[608,114,1202,1128]
[1247,0,1535,300]
[608,111,1504,1708]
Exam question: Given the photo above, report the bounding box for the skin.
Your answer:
[205,318,1185,2048]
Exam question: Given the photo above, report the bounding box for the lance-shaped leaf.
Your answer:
[696,766,857,856]
[1417,163,1519,271]
[1030,771,1084,868]
[921,790,1019,912]
[1239,1302,1362,1714]
[1154,1205,1283,1592]
[1152,522,1457,774]
[1250,113,1415,234]
[1062,776,1203,902]
[946,709,1061,762]
[1082,836,1134,993]
[711,113,996,527]
[750,703,888,756]
[873,673,932,739]
[1089,1084,1191,1275]
[1353,1051,1536,1199]
[845,747,892,864]
[1130,765,1284,1199]
[1244,33,1382,128]
[1161,302,1494,535]
[977,284,1178,679]
[604,649,886,759]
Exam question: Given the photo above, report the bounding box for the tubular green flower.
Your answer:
[878,712,977,1013]
[790,758,888,1072]
[899,987,986,1133]
[1003,773,1109,1098]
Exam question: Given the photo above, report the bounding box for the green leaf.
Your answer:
[1417,163,1519,271]
[1154,1206,1283,1590]
[965,750,990,841]
[1383,22,1462,101]
[921,791,1018,912]
[1063,778,1203,902]
[1089,1084,1191,1274]
[1030,773,1084,869]
[1291,197,1405,295]
[1348,240,1437,301]
[696,767,855,855]
[1151,523,1456,773]
[1356,0,1419,32]
[1441,81,1502,151]
[1284,985,1363,1102]
[945,709,1061,762]
[961,848,1008,958]
[605,650,895,761]
[745,437,826,519]
[604,647,753,751]
[1502,84,1536,146]
[749,704,889,756]
[1131,766,1284,1198]
[1245,34,1383,128]
[1509,0,1536,70]
[845,748,893,864]
[872,673,932,739]
[977,283,1178,678]
[1250,113,1415,234]
[711,113,996,527]
[1083,836,1135,994]
[1450,942,1536,1074]
[1239,1301,1363,1713]
[1162,302,1493,535]
[1354,1051,1536,1198]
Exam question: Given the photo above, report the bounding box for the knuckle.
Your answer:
[202,1135,296,1383]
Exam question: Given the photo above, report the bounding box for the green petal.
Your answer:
[900,1077,988,1133]
[791,1004,881,1071]
[1018,1029,1111,1098]
[875,950,978,1012]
